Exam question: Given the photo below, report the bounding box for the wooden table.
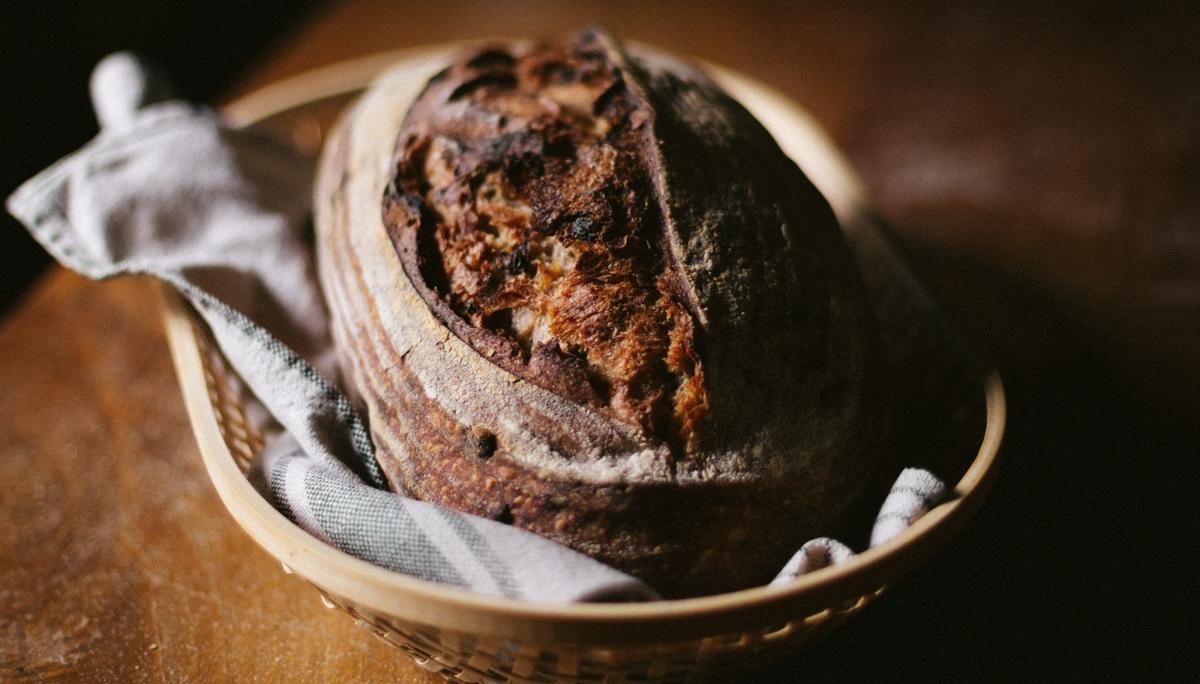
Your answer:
[3,1,1197,680]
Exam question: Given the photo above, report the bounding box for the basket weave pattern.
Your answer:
[319,591,876,683]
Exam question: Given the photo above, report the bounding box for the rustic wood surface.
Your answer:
[2,1,1196,681]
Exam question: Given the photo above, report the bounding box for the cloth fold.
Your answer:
[7,53,955,602]
[251,434,654,602]
[770,468,948,584]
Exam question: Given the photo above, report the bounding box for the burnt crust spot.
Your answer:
[466,48,517,71]
[569,215,597,241]
[492,504,515,525]
[447,71,519,101]
[384,32,709,456]
[471,425,498,459]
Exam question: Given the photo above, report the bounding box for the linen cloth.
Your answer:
[8,53,958,602]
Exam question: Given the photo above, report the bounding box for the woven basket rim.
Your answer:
[162,44,1007,643]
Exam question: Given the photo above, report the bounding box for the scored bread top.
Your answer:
[326,29,884,486]
[384,34,706,457]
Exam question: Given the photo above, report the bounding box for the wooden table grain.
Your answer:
[3,1,1197,681]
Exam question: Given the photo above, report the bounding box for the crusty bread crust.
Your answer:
[316,31,886,596]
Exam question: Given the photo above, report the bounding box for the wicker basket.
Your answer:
[160,46,1006,683]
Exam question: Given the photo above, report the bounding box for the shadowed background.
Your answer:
[2,1,1197,681]
[0,0,322,315]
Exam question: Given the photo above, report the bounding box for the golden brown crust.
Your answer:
[384,35,706,454]
[316,30,889,597]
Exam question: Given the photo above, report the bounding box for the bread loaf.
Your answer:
[316,29,887,597]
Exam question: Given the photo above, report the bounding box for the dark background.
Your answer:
[2,1,1198,680]
[1,0,323,315]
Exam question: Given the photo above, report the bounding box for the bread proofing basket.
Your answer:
[161,44,1005,683]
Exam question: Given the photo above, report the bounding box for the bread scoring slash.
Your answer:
[318,28,887,597]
